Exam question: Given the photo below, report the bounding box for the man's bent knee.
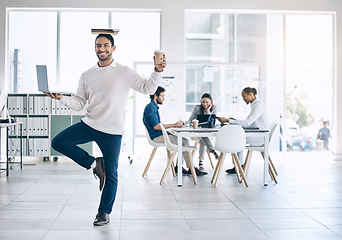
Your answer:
[51,136,64,151]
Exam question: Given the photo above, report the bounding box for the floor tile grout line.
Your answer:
[42,170,89,238]
[2,166,52,210]
[168,180,197,238]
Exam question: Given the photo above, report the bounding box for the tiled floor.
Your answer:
[1,149,342,240]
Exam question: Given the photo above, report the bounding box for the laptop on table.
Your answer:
[196,114,216,128]
[36,65,71,95]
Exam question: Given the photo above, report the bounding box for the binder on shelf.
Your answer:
[13,97,17,114]
[18,96,22,114]
[44,97,50,114]
[55,100,60,114]
[44,118,48,135]
[51,99,56,114]
[34,96,38,114]
[23,96,27,114]
[29,96,33,114]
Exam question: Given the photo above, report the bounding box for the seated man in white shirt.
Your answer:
[218,87,271,174]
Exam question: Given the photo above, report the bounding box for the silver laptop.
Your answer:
[36,65,71,95]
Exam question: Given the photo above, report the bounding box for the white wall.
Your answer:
[1,0,341,154]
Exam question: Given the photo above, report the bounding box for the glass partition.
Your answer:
[133,62,260,138]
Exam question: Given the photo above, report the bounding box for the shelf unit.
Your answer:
[7,93,92,159]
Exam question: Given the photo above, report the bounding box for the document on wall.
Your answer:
[203,66,215,83]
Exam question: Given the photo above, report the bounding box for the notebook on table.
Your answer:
[228,122,259,129]
[242,126,259,130]
[36,65,72,95]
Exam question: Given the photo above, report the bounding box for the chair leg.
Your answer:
[214,153,225,183]
[268,165,278,184]
[233,153,248,187]
[269,156,278,175]
[206,149,214,169]
[243,150,253,175]
[214,153,226,187]
[211,153,223,183]
[171,161,176,177]
[261,152,278,176]
[186,151,197,185]
[232,154,242,183]
[142,147,158,177]
[192,141,199,158]
[261,152,278,182]
[168,149,176,177]
[160,152,176,185]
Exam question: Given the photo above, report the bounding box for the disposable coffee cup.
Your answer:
[192,119,199,129]
[154,50,164,64]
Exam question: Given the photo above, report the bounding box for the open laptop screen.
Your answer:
[36,65,49,93]
[36,65,71,95]
[196,114,216,127]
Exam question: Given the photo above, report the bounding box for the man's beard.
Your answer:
[156,99,163,104]
[96,52,111,61]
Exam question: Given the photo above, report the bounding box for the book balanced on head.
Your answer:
[91,29,120,35]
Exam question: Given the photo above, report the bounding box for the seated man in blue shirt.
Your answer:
[143,86,207,175]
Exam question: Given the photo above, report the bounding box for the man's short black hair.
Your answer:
[150,86,165,100]
[95,34,114,46]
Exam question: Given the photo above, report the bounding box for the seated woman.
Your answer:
[218,87,271,174]
[186,93,219,171]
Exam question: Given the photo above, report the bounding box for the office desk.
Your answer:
[0,122,23,176]
[169,126,270,187]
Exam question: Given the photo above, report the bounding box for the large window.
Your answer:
[185,12,266,118]
[7,10,160,93]
[185,11,334,152]
[285,15,333,151]
[59,12,109,92]
[8,11,57,92]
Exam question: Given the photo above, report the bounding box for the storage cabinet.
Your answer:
[7,93,92,159]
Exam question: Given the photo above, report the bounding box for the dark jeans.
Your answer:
[51,121,122,214]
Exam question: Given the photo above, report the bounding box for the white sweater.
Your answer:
[60,61,162,135]
[231,97,271,130]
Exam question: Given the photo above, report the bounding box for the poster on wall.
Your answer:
[203,66,215,83]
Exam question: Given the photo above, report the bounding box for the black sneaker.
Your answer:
[175,165,190,175]
[93,157,106,191]
[225,167,236,174]
[225,165,244,174]
[93,212,110,226]
[194,167,208,176]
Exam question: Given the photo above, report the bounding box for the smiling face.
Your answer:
[201,97,212,110]
[95,37,116,63]
[241,90,255,104]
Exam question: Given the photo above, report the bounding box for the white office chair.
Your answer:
[142,126,175,177]
[211,125,248,187]
[159,124,197,185]
[243,121,278,183]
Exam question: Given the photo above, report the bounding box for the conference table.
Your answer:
[169,126,270,187]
